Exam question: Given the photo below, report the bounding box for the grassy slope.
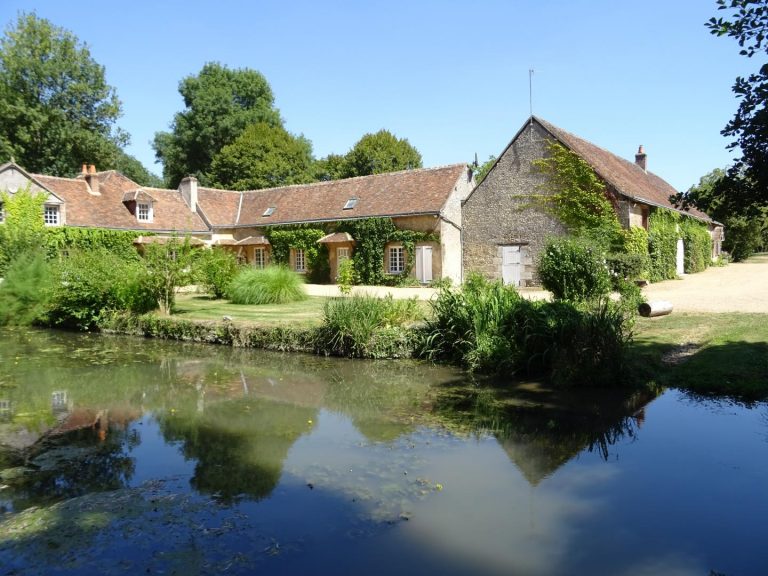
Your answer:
[629,312,768,399]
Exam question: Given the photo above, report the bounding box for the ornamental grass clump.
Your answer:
[228,265,307,305]
[319,294,421,358]
[420,274,632,386]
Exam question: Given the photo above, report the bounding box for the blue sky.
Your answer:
[2,0,755,191]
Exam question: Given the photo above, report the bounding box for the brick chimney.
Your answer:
[85,164,100,194]
[179,176,198,213]
[635,145,647,171]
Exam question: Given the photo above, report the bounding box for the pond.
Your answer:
[0,328,766,575]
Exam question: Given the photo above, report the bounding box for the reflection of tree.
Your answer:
[6,423,138,510]
[430,382,660,485]
[158,399,317,502]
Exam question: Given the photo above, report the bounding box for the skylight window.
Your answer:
[263,207,276,217]
[343,197,358,210]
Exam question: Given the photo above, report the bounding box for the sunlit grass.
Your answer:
[173,293,326,327]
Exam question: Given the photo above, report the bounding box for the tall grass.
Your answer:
[228,266,307,305]
[319,294,421,358]
[420,274,632,386]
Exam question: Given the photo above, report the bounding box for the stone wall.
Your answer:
[462,121,567,286]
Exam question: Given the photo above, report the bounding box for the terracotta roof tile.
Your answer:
[198,164,470,228]
[535,117,713,222]
[34,172,209,233]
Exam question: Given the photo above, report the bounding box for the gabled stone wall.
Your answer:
[462,121,567,286]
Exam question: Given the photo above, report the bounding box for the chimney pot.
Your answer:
[89,164,96,174]
[81,163,88,175]
[635,145,647,171]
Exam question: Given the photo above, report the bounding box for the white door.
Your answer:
[676,238,685,275]
[415,246,433,284]
[502,245,522,286]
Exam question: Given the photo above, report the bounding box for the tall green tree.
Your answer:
[153,63,282,187]
[705,0,768,211]
[209,123,314,190]
[341,130,422,178]
[0,13,126,176]
[681,168,767,260]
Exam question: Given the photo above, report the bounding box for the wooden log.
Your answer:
[638,301,673,318]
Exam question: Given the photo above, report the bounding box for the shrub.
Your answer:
[605,252,648,287]
[49,248,155,330]
[337,258,356,295]
[538,237,611,301]
[228,266,307,305]
[0,251,53,326]
[420,275,632,385]
[319,294,421,358]
[196,248,240,298]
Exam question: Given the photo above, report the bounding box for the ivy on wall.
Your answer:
[265,226,328,283]
[45,227,145,261]
[647,209,680,282]
[532,140,623,249]
[337,217,437,286]
[680,218,712,274]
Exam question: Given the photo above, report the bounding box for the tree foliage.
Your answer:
[472,155,497,185]
[209,123,315,190]
[153,62,282,187]
[702,0,768,210]
[0,12,126,176]
[340,130,422,178]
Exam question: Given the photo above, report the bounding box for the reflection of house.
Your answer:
[0,161,473,284]
[462,117,725,286]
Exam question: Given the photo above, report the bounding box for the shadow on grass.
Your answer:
[628,338,768,402]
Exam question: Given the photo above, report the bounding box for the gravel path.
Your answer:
[643,253,768,313]
[306,254,768,313]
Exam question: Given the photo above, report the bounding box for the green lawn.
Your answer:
[629,312,768,399]
[172,293,327,327]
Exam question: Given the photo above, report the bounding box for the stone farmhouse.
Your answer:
[462,117,725,286]
[0,161,473,284]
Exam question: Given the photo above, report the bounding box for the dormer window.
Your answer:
[263,207,276,217]
[44,205,60,226]
[343,197,358,210]
[137,202,153,222]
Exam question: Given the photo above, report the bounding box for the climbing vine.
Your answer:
[265,225,328,282]
[532,140,622,249]
[337,218,437,285]
[680,218,712,274]
[647,209,680,282]
[45,227,145,261]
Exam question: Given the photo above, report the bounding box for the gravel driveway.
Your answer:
[643,253,768,313]
[306,254,768,314]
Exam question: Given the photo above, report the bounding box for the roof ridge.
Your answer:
[198,164,468,195]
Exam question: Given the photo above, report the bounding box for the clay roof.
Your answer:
[235,235,270,246]
[533,117,714,222]
[133,235,206,246]
[33,171,209,233]
[318,232,355,244]
[197,164,470,228]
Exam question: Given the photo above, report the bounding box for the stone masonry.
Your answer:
[462,121,567,286]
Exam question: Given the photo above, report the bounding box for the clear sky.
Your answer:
[2,0,756,191]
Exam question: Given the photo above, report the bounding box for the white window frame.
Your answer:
[137,202,152,222]
[44,205,60,226]
[295,248,306,273]
[337,247,350,261]
[388,246,405,274]
[254,247,265,269]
